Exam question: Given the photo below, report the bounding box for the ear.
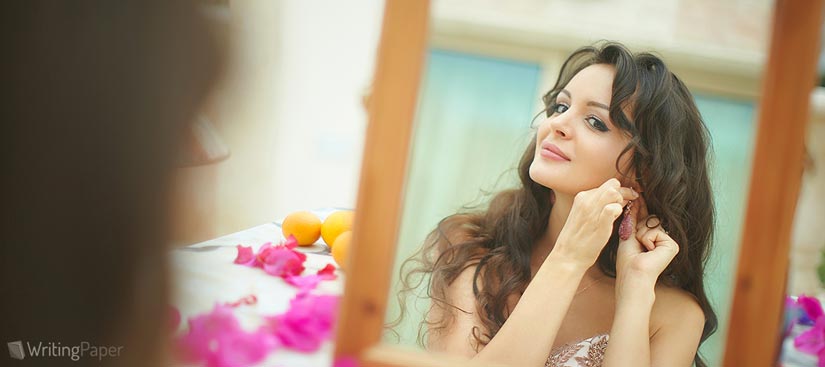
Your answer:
[617,148,644,192]
[619,167,644,193]
[632,178,645,193]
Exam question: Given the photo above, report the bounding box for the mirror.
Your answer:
[381,1,771,365]
[334,0,824,366]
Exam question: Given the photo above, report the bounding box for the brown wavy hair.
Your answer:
[389,42,718,367]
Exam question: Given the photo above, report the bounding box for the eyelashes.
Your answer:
[547,102,568,116]
[546,102,610,132]
[586,116,609,132]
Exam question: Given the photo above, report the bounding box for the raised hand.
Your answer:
[615,195,680,297]
[551,178,639,268]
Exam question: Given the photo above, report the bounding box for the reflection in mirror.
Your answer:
[382,1,772,366]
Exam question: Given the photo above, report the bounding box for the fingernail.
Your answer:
[631,188,639,198]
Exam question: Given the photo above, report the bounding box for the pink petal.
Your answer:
[233,245,257,266]
[235,240,311,279]
[317,264,337,279]
[264,294,340,352]
[334,356,359,367]
[261,246,306,278]
[285,275,323,292]
[800,295,825,320]
[795,316,825,355]
[819,347,825,367]
[205,329,277,367]
[285,275,320,287]
[284,235,298,249]
[255,242,275,267]
[176,306,239,363]
[174,305,277,366]
[283,265,339,291]
[225,294,258,308]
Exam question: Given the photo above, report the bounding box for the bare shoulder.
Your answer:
[647,284,707,364]
[427,262,484,357]
[444,263,480,302]
[650,283,705,336]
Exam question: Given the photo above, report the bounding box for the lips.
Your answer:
[540,141,571,161]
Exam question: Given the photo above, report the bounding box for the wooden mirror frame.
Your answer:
[334,1,824,366]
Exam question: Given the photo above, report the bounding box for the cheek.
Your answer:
[578,140,627,184]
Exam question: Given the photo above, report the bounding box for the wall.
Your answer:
[172,0,385,245]
[788,89,825,296]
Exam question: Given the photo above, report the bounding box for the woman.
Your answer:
[396,43,717,367]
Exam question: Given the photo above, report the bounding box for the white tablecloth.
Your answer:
[171,221,345,367]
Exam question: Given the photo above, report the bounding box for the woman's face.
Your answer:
[529,64,634,196]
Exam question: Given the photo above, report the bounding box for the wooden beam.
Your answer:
[334,0,431,360]
[724,0,824,365]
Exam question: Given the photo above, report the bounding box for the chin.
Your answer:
[528,161,588,196]
[529,161,559,190]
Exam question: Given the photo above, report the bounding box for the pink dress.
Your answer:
[545,333,609,367]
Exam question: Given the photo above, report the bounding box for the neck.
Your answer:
[532,191,574,270]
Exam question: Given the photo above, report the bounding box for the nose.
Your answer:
[548,113,573,139]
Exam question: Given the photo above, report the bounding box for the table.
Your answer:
[171,220,345,367]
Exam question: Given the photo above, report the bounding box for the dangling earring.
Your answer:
[619,200,634,240]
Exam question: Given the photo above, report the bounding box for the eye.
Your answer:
[586,116,610,132]
[547,102,569,117]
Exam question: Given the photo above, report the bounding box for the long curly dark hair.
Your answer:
[389,42,718,367]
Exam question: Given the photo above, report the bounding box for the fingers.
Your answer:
[635,218,677,255]
[643,215,662,229]
[599,202,624,228]
[576,178,642,231]
[644,230,680,261]
[635,226,656,251]
[598,178,638,198]
[616,187,639,205]
[594,179,639,208]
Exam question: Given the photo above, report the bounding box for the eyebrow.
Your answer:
[559,89,610,111]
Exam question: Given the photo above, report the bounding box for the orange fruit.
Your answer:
[281,211,322,246]
[321,210,354,248]
[331,230,352,270]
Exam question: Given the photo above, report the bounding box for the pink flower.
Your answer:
[224,294,258,308]
[233,238,307,279]
[317,264,336,278]
[800,295,825,321]
[793,295,825,366]
[795,316,825,367]
[259,244,306,277]
[333,356,359,367]
[233,245,256,266]
[263,293,340,352]
[175,305,277,367]
[284,264,338,292]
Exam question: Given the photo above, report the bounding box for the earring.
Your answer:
[619,200,633,240]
